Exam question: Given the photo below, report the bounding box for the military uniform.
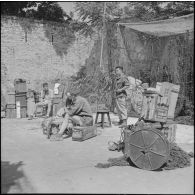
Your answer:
[115,74,130,123]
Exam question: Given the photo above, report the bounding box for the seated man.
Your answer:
[35,82,54,118]
[51,89,93,141]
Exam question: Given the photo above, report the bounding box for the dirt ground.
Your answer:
[1,114,194,194]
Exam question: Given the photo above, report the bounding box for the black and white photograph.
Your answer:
[1,1,194,194]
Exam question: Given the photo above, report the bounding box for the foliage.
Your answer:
[164,143,192,170]
[124,2,194,21]
[1,1,72,23]
[73,2,122,36]
[74,2,194,36]
[1,2,36,16]
[175,115,194,126]
[95,143,193,170]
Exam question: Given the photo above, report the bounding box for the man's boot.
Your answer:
[119,119,127,128]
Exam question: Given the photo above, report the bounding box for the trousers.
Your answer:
[115,96,127,120]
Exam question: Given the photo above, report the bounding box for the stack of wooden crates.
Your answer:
[141,82,180,143]
[6,79,27,118]
[6,92,16,118]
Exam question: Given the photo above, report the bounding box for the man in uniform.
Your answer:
[50,88,93,141]
[35,82,54,118]
[115,66,130,126]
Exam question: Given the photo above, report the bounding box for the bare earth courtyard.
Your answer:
[1,114,194,194]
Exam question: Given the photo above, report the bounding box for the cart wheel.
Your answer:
[128,128,169,170]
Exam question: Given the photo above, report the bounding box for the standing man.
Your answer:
[35,82,54,118]
[115,66,130,126]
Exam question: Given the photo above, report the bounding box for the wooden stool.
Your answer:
[95,109,111,129]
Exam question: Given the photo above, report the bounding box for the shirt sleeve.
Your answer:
[68,100,83,116]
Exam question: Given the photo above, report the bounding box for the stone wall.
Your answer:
[1,16,95,98]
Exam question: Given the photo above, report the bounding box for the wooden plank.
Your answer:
[162,124,177,143]
[156,82,180,119]
[167,85,180,119]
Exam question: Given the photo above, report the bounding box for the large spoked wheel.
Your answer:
[128,128,169,171]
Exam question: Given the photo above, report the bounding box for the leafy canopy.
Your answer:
[1,1,72,23]
[73,2,194,36]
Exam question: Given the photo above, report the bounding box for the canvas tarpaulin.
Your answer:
[118,14,194,37]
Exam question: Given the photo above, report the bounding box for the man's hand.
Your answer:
[56,108,65,117]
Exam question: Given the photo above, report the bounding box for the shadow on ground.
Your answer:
[1,161,24,194]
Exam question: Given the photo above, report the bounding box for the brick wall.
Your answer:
[1,16,95,98]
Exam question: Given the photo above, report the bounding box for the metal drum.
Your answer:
[127,128,170,170]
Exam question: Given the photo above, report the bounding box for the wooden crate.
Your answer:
[156,82,180,120]
[7,92,16,104]
[6,108,16,118]
[72,126,97,141]
[6,104,16,109]
[141,92,169,123]
[1,111,5,118]
[14,79,27,93]
[15,92,27,107]
[35,105,47,117]
[161,123,177,143]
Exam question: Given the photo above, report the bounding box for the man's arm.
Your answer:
[116,77,130,92]
[68,100,83,116]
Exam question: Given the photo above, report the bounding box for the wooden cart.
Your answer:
[123,82,180,170]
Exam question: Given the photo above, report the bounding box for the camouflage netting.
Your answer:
[66,14,193,121]
[117,14,194,121]
[95,142,194,170]
[164,143,193,170]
